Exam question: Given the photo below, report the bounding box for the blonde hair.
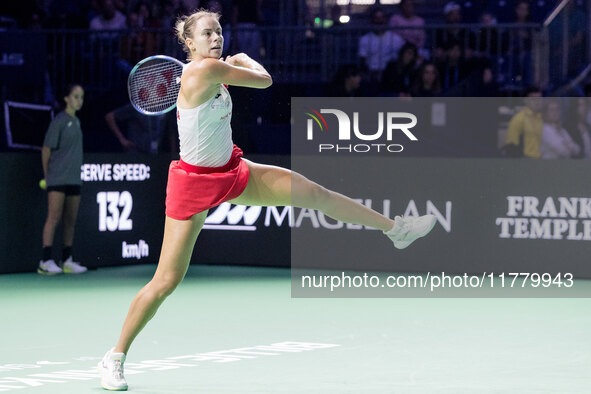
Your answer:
[175,9,221,60]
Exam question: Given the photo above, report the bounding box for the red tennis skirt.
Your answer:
[165,145,250,220]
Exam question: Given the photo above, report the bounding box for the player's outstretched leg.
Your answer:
[229,159,436,248]
[99,211,208,391]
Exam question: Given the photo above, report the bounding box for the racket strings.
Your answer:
[128,59,183,115]
[131,61,178,78]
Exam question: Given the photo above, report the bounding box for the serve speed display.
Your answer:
[76,157,165,267]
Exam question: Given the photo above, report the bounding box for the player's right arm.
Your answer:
[179,56,272,108]
[202,55,272,89]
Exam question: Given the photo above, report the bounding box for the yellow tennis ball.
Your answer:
[39,179,47,190]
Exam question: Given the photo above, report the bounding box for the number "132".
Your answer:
[97,191,133,231]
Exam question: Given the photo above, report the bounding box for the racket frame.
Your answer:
[127,55,185,116]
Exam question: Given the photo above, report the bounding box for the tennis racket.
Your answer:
[128,55,185,115]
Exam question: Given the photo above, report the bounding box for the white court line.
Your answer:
[0,341,341,392]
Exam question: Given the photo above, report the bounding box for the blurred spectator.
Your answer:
[231,0,263,60]
[410,62,441,97]
[89,0,126,30]
[477,11,505,57]
[105,104,175,154]
[112,0,126,15]
[503,86,543,158]
[508,0,533,85]
[382,43,418,95]
[134,1,161,28]
[327,64,363,97]
[434,2,476,62]
[514,4,535,36]
[539,100,580,159]
[161,0,187,29]
[548,1,586,80]
[88,0,128,84]
[489,0,551,23]
[119,9,156,69]
[437,40,470,91]
[47,0,89,29]
[358,6,405,83]
[463,63,499,97]
[565,98,591,159]
[388,0,425,51]
[88,0,101,22]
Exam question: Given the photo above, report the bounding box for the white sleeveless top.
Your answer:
[177,83,233,167]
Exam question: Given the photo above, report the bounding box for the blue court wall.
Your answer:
[0,152,290,274]
[1,153,591,279]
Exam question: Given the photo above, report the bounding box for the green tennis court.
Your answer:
[1,265,590,393]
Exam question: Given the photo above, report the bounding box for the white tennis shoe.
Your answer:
[384,215,437,249]
[98,348,128,391]
[37,259,62,275]
[61,257,88,274]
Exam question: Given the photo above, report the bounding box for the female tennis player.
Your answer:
[99,10,435,391]
[39,84,87,275]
